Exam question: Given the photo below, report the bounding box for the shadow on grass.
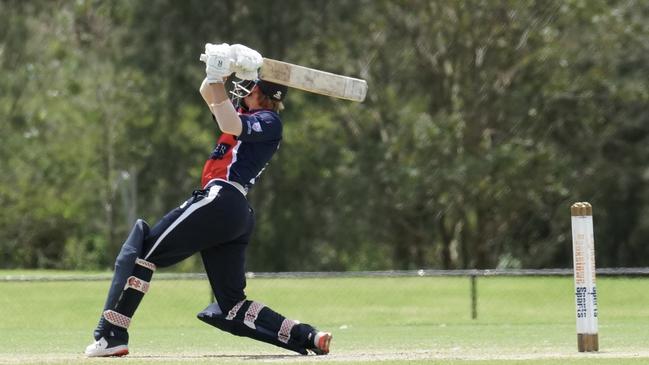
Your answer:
[128,353,304,361]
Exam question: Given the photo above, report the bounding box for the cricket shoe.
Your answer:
[84,333,129,357]
[310,331,332,355]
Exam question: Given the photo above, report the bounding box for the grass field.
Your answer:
[1,272,648,364]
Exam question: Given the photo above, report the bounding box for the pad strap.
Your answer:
[243,301,266,329]
[124,276,150,293]
[278,318,298,344]
[103,309,131,329]
[135,258,156,271]
[122,258,155,293]
[226,300,245,320]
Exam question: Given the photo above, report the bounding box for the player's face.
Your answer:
[243,86,264,109]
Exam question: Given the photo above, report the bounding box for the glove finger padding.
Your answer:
[205,42,231,56]
[230,44,263,72]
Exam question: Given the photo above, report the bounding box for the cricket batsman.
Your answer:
[84,43,332,357]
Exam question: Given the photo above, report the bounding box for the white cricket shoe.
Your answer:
[84,337,129,357]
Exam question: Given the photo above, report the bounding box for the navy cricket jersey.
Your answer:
[201,109,282,192]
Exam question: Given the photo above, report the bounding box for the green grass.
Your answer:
[0,274,648,364]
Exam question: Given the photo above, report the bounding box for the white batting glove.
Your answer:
[201,43,233,83]
[230,44,263,80]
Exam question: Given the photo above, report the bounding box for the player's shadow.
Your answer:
[129,354,304,361]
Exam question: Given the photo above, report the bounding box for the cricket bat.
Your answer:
[200,54,368,102]
[259,58,367,102]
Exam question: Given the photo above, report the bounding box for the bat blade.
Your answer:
[259,58,367,102]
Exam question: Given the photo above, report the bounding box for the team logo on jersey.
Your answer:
[252,121,262,132]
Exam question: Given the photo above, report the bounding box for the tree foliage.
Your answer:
[1,0,648,270]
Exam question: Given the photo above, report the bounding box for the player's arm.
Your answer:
[198,78,219,127]
[199,43,263,136]
[199,77,214,107]
[199,78,242,136]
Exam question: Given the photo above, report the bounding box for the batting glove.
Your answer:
[202,43,233,83]
[230,44,263,80]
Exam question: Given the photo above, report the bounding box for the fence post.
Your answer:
[471,274,477,320]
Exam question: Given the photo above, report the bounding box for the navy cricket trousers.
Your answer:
[140,180,254,312]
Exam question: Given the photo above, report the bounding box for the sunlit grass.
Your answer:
[0,274,648,364]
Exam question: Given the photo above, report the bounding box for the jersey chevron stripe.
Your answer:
[225,140,241,181]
